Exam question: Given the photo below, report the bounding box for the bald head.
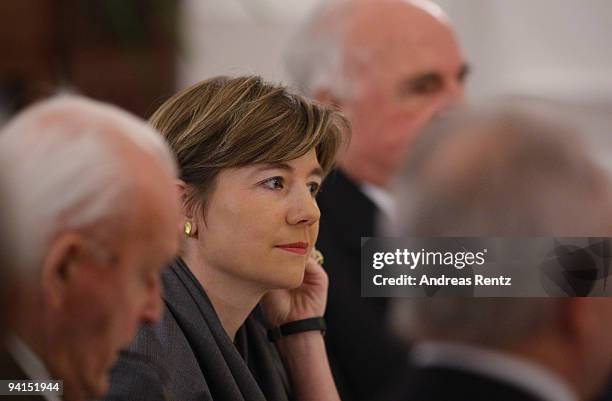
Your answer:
[343,0,452,56]
[287,0,467,186]
[287,0,457,94]
[395,100,612,237]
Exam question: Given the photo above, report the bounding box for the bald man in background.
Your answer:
[285,1,468,400]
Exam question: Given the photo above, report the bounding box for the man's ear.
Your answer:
[313,88,343,109]
[176,179,198,236]
[40,233,86,309]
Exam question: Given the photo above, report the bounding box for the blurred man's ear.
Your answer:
[40,233,86,309]
[313,88,342,109]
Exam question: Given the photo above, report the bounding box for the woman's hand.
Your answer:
[261,252,341,401]
[260,252,328,327]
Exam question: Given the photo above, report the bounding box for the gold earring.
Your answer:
[184,221,193,237]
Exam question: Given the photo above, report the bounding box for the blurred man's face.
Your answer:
[55,231,177,401]
[336,3,468,186]
[45,163,181,401]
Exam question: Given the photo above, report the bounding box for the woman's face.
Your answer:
[197,149,322,290]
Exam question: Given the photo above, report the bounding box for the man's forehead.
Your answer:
[341,1,460,67]
[343,35,464,86]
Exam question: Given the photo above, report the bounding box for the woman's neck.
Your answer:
[182,250,266,341]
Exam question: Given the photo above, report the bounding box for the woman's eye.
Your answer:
[262,177,284,190]
[308,182,321,196]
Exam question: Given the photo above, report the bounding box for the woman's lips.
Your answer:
[276,242,309,255]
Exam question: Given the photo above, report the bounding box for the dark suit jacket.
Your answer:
[595,380,612,401]
[398,366,547,401]
[104,259,290,401]
[316,170,410,401]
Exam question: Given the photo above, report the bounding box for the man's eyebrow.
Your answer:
[252,162,323,177]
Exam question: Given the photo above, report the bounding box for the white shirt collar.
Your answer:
[360,182,396,220]
[6,335,63,401]
[411,341,577,401]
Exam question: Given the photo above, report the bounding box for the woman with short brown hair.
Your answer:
[105,76,348,401]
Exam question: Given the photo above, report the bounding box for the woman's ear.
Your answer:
[175,179,188,205]
[176,179,198,237]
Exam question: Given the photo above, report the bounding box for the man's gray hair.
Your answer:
[284,0,349,97]
[0,95,177,274]
[386,98,612,348]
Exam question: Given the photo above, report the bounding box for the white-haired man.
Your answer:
[285,1,468,400]
[0,96,181,401]
[388,101,612,401]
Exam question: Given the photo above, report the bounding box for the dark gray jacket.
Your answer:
[102,259,290,401]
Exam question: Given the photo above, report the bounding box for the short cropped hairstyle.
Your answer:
[0,95,177,271]
[150,75,348,214]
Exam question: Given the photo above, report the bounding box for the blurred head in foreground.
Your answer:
[388,99,612,401]
[287,0,468,186]
[0,96,181,401]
